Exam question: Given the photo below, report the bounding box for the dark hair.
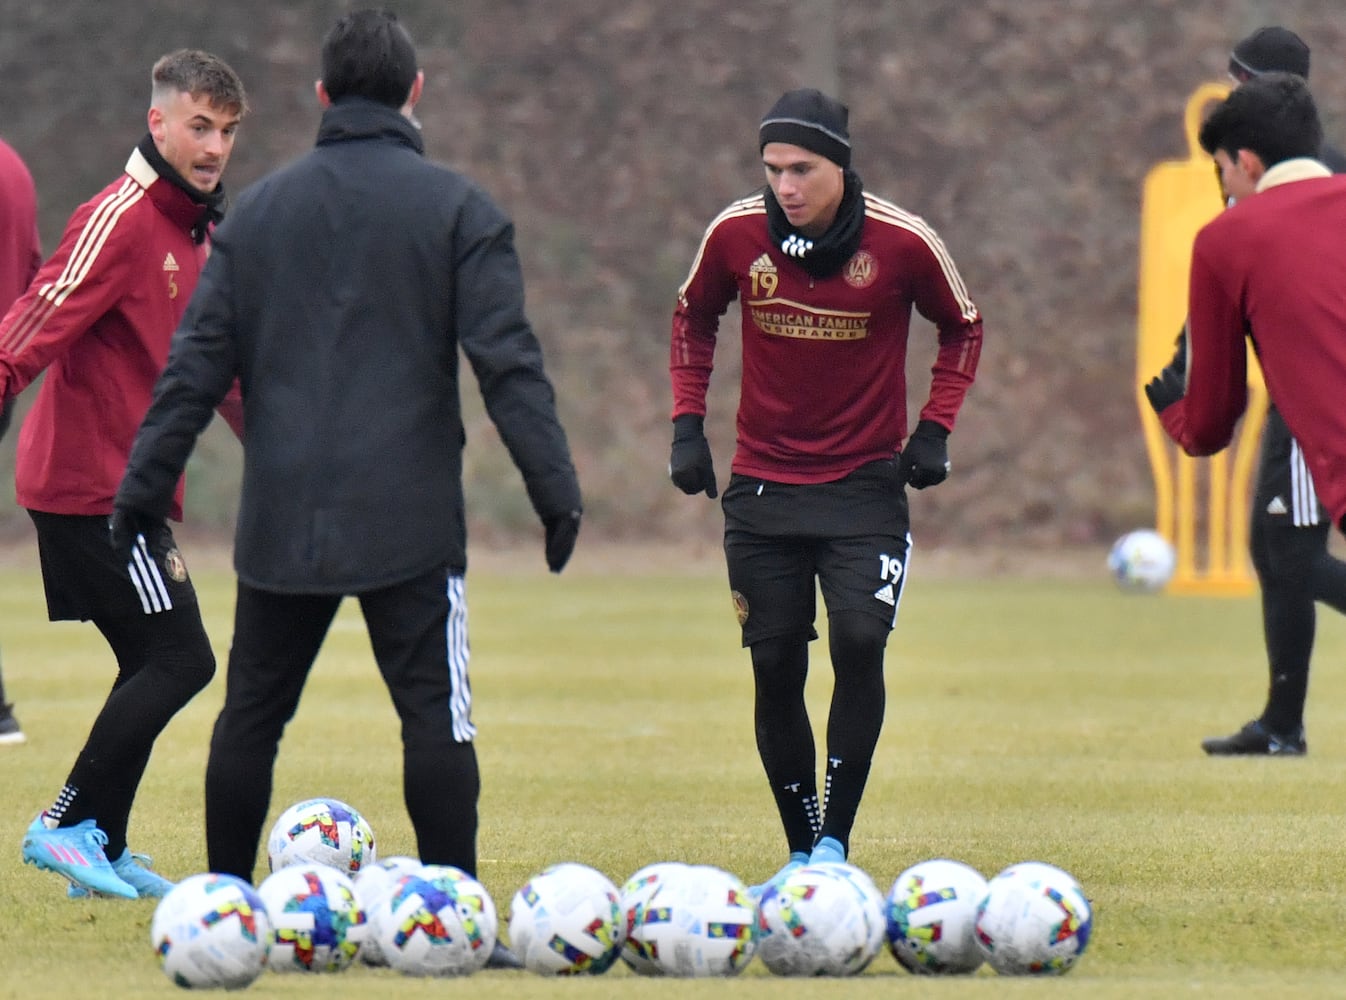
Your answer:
[152,49,248,115]
[1199,72,1322,168]
[320,8,417,107]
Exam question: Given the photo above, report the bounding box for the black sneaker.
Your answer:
[485,940,524,970]
[1201,719,1306,756]
[0,703,25,745]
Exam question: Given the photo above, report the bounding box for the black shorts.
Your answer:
[28,511,200,622]
[721,459,912,647]
[1254,407,1326,529]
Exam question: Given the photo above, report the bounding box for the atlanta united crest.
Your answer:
[163,548,188,583]
[731,590,749,626]
[843,250,877,289]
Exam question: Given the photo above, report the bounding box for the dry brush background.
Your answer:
[3,0,1344,554]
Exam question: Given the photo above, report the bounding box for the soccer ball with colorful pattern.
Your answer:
[885,858,988,974]
[618,861,688,975]
[258,863,368,973]
[353,855,423,967]
[756,862,887,976]
[265,796,376,876]
[625,863,757,977]
[375,864,497,977]
[507,862,625,975]
[1107,528,1176,592]
[973,861,1093,975]
[151,872,272,989]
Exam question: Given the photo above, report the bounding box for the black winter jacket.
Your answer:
[118,99,580,592]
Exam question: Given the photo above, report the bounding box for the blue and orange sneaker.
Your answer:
[21,814,137,899]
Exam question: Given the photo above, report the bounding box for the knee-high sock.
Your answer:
[751,635,821,855]
[819,611,889,852]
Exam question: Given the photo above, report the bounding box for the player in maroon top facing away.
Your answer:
[1148,73,1346,758]
[670,88,984,892]
[1148,28,1346,759]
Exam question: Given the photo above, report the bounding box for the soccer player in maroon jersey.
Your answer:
[2,50,246,899]
[0,134,40,746]
[669,88,984,891]
[1149,72,1346,755]
[1149,28,1346,758]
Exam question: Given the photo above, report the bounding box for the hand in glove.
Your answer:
[899,420,951,490]
[108,506,162,564]
[669,414,718,499]
[1144,327,1188,415]
[543,510,582,573]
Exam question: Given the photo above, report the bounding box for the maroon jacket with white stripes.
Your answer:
[0,146,240,520]
[671,189,983,484]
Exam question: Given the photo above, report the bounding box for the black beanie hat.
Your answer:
[759,88,851,168]
[1229,26,1310,80]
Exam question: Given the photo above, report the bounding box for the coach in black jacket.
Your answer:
[114,10,578,958]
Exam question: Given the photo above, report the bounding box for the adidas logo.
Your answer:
[873,584,895,606]
[749,253,776,273]
[1266,496,1288,515]
[162,252,180,272]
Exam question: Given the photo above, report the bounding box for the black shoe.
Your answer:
[0,702,25,745]
[485,941,524,970]
[1201,719,1306,756]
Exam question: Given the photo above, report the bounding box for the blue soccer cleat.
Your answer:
[67,849,174,899]
[808,836,847,865]
[21,814,137,899]
[748,851,810,899]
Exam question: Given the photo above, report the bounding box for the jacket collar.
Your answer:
[1256,157,1332,193]
[126,135,227,244]
[316,98,425,155]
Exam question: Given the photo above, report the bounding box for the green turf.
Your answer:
[3,556,1346,998]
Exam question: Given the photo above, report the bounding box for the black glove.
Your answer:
[899,420,951,490]
[0,394,13,442]
[1144,327,1188,415]
[669,414,718,499]
[543,509,581,574]
[108,506,161,564]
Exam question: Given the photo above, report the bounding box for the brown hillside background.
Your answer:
[3,0,1344,556]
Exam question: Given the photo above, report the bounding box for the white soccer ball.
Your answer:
[266,796,376,876]
[886,858,988,974]
[756,862,886,976]
[151,872,271,989]
[618,862,688,976]
[1107,528,1176,592]
[626,863,757,977]
[258,863,368,973]
[508,862,625,975]
[353,856,424,967]
[973,861,1092,975]
[377,864,497,977]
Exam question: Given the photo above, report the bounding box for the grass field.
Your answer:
[3,547,1346,998]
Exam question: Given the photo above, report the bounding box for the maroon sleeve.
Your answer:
[1166,228,1246,455]
[909,228,983,432]
[670,219,738,420]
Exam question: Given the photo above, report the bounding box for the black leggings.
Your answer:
[750,610,889,855]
